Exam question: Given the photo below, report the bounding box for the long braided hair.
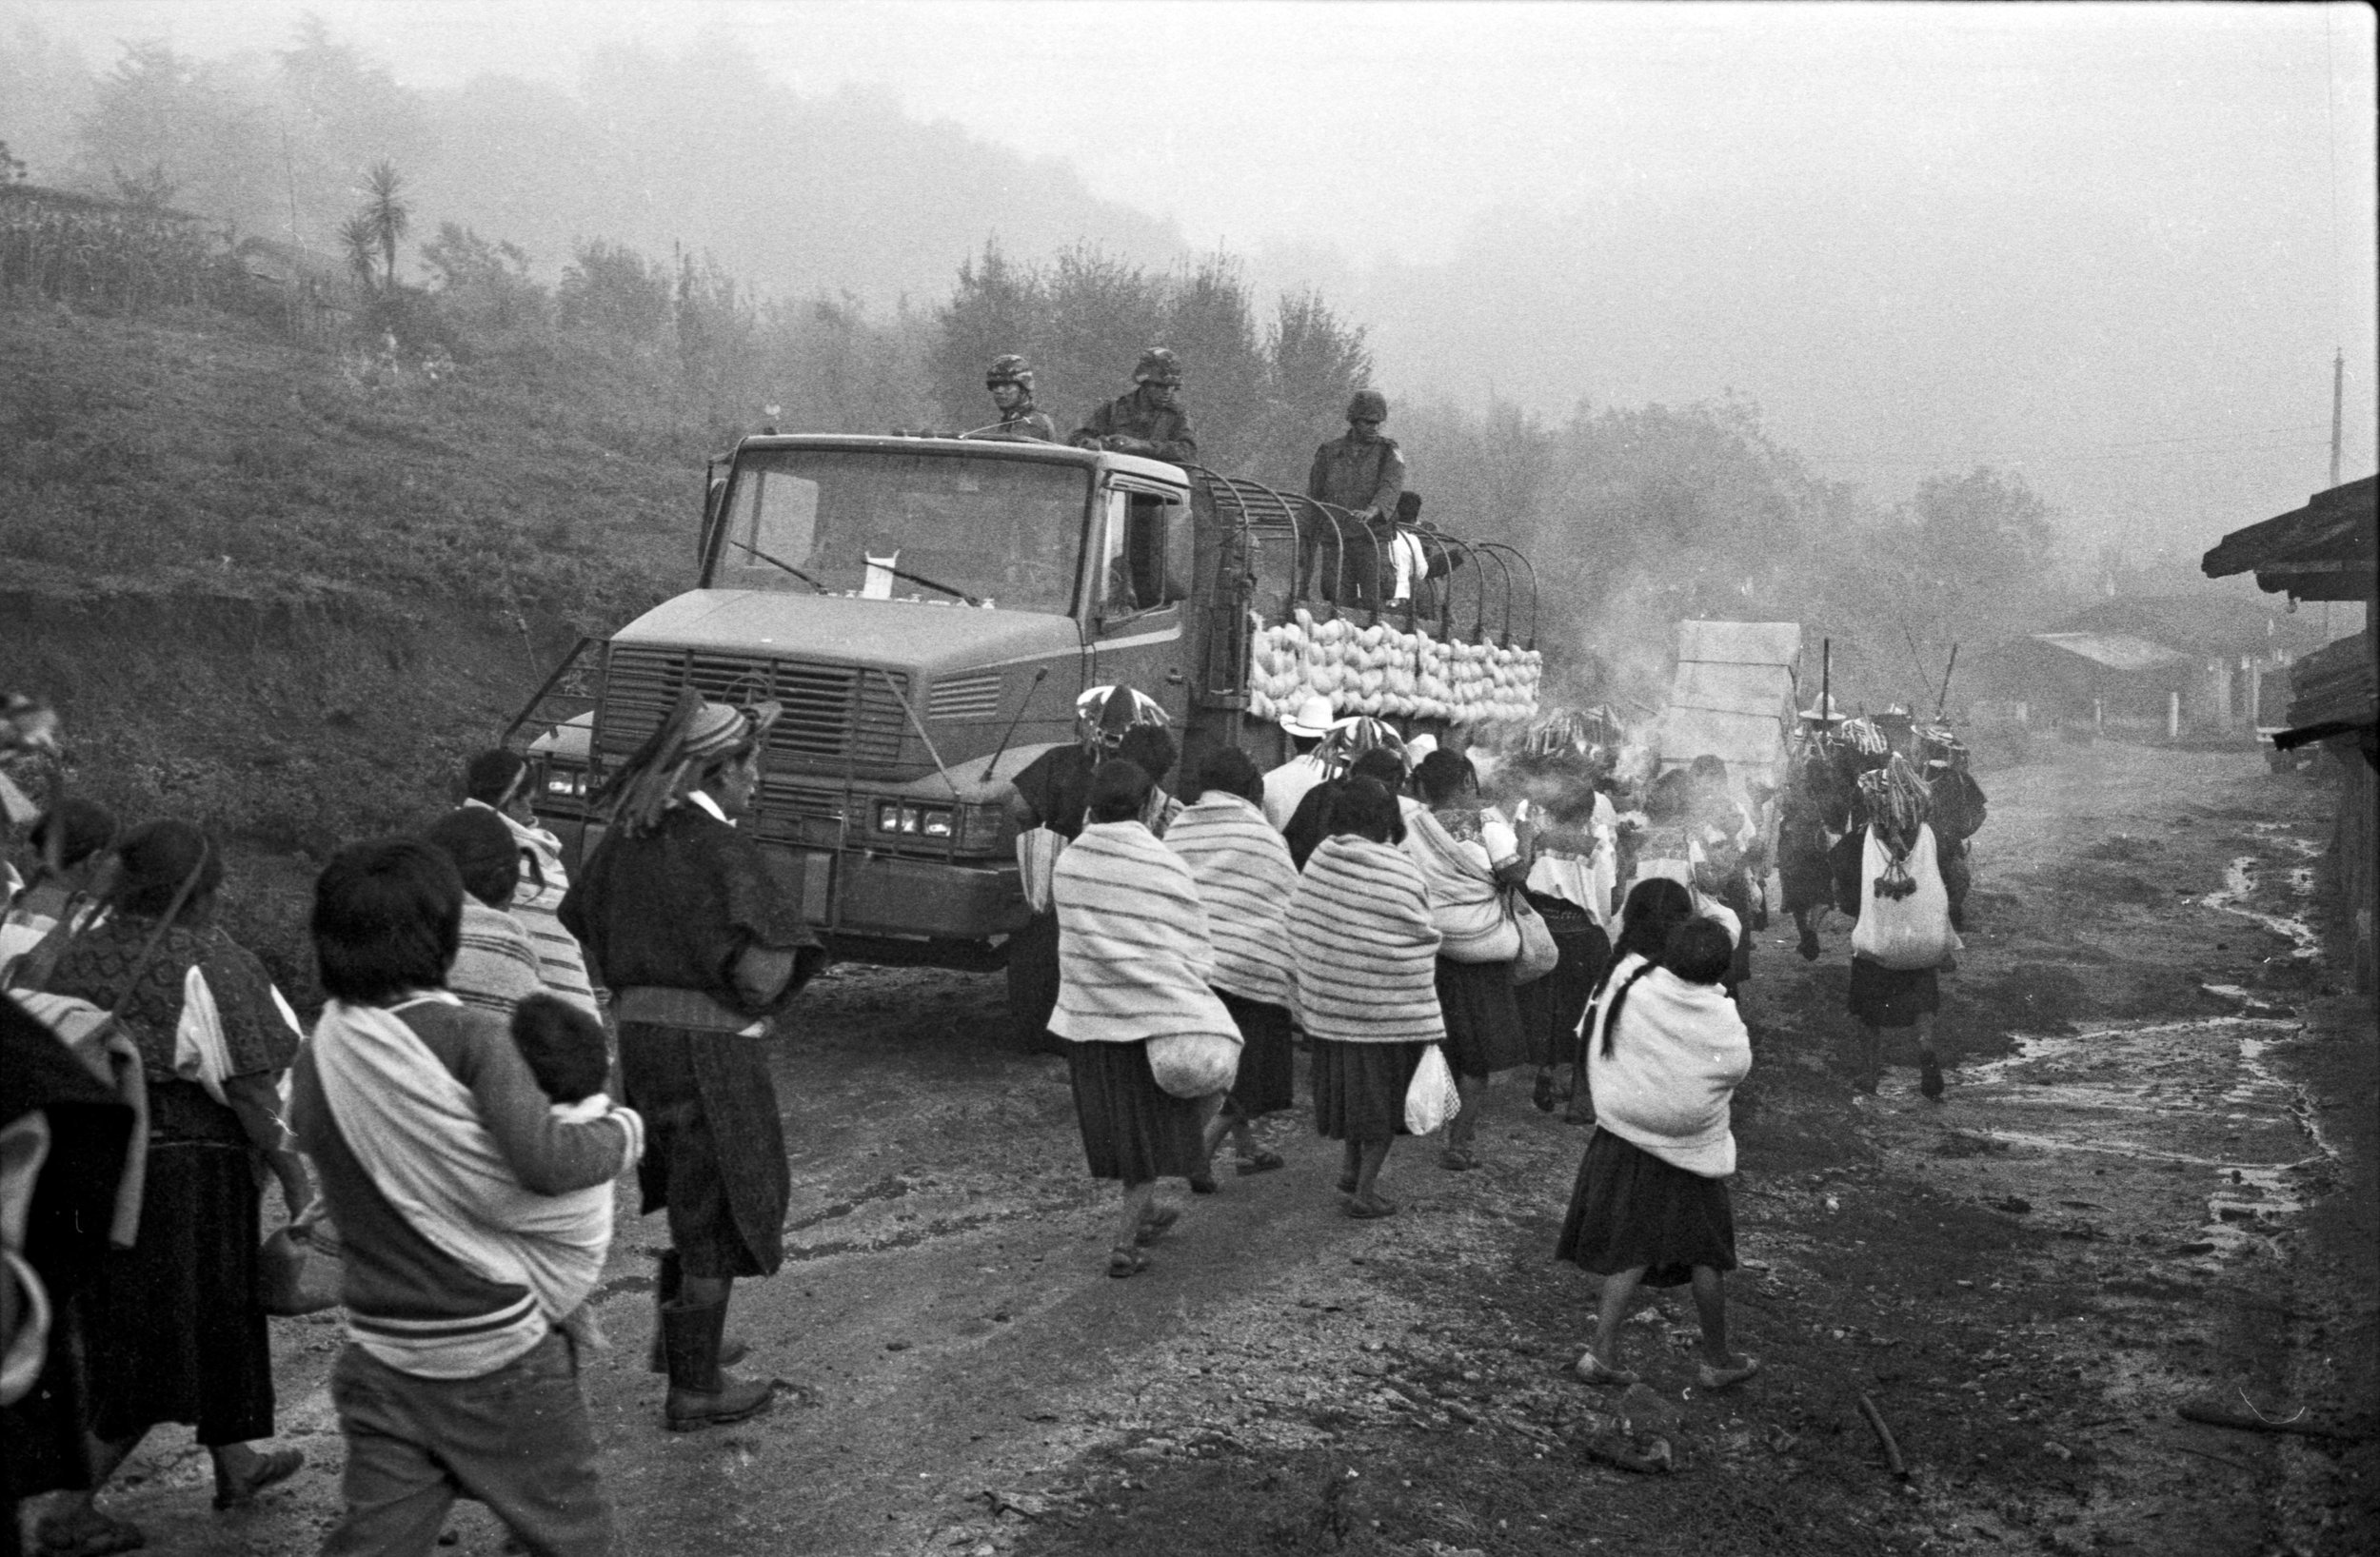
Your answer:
[1587,877,1695,1058]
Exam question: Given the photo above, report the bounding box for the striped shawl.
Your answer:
[1398,799,1517,960]
[1165,793,1299,1009]
[1289,836,1445,1044]
[1049,821,1238,1047]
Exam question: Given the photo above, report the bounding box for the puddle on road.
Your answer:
[1959,1015,2326,1250]
[2203,832,2324,960]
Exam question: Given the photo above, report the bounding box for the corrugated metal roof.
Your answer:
[2031,633,2193,672]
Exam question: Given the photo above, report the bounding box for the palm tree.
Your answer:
[338,213,379,291]
[361,160,409,293]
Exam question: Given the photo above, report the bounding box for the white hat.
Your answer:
[1403,732,1439,770]
[1279,692,1337,739]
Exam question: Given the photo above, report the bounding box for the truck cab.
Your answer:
[525,435,1202,970]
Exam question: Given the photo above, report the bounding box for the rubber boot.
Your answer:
[661,1300,773,1432]
[1854,1029,1882,1095]
[648,1252,746,1374]
[1919,1048,1945,1102]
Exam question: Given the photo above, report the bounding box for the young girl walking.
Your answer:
[1557,916,1758,1390]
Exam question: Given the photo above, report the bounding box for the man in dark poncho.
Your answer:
[1071,348,1198,463]
[1918,725,1988,931]
[561,694,825,1431]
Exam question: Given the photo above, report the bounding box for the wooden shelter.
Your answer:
[2204,474,2377,990]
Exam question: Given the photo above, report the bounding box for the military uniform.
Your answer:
[1071,388,1198,464]
[1307,433,1406,519]
[988,404,1058,442]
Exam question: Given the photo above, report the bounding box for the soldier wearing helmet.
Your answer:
[1069,347,1199,463]
[1301,389,1409,606]
[972,354,1057,443]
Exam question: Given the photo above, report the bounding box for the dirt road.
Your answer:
[67,739,2376,1557]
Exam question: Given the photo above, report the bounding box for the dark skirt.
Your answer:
[1513,898,1608,1070]
[1436,956,1525,1079]
[1555,1127,1736,1289]
[1066,1040,1208,1183]
[83,1136,275,1445]
[1310,1039,1427,1144]
[1220,990,1297,1116]
[619,1020,790,1279]
[1778,827,1835,914]
[1005,911,1062,1049]
[1847,956,1942,1030]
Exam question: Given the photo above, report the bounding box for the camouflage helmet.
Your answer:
[1345,388,1388,424]
[984,354,1034,390]
[1132,347,1182,386]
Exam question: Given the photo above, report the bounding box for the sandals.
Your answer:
[1574,1350,1639,1388]
[1344,1192,1398,1220]
[35,1508,146,1555]
[1696,1354,1762,1391]
[1133,1204,1181,1246]
[1236,1149,1285,1176]
[212,1448,304,1510]
[1438,1147,1481,1173]
[1107,1245,1150,1279]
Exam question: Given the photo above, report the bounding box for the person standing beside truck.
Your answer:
[1261,694,1338,831]
[970,354,1058,443]
[559,694,825,1432]
[1071,348,1198,463]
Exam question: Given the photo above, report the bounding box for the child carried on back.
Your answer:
[509,993,628,1351]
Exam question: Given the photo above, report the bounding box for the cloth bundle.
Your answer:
[1047,822,1240,1051]
[1288,835,1446,1044]
[1581,959,1753,1178]
[1399,802,1519,962]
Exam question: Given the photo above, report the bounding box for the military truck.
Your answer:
[509,433,1543,976]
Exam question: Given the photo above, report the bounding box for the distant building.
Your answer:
[1962,594,2322,738]
[2204,474,2377,991]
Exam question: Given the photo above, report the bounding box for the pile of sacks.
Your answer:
[1244,608,1541,726]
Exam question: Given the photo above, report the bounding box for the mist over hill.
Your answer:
[0,12,1184,302]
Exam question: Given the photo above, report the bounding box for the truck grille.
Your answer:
[600,646,909,769]
[928,671,1004,721]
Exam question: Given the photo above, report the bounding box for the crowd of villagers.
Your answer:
[0,672,1969,1557]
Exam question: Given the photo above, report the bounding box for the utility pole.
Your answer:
[2331,347,2345,490]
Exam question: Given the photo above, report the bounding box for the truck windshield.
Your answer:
[712,448,1090,615]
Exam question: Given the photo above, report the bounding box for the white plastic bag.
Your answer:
[1146,1031,1240,1100]
[1016,826,1066,916]
[1851,823,1964,971]
[1403,1043,1461,1134]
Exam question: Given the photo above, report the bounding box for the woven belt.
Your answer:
[613,985,767,1035]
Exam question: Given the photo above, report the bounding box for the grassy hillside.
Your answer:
[1,300,710,994]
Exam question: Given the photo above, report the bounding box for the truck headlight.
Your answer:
[874,802,954,838]
[544,766,588,798]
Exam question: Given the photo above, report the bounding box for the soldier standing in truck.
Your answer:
[972,354,1057,443]
[1071,348,1198,463]
[1302,389,1406,605]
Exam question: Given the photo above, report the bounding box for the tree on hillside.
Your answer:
[926,243,1041,433]
[360,160,409,293]
[338,213,379,290]
[1872,465,2060,660]
[72,40,275,230]
[277,17,429,242]
[558,240,672,344]
[420,221,545,334]
[1259,288,1372,483]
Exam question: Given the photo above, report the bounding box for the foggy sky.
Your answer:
[13,0,2376,562]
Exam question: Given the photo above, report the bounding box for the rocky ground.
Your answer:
[40,738,2377,1557]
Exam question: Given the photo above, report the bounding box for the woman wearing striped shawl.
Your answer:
[1165,747,1299,1181]
[1050,760,1241,1277]
[1404,750,1529,1172]
[1289,778,1444,1219]
[423,808,545,1020]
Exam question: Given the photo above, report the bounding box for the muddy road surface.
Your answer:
[65,740,2376,1557]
